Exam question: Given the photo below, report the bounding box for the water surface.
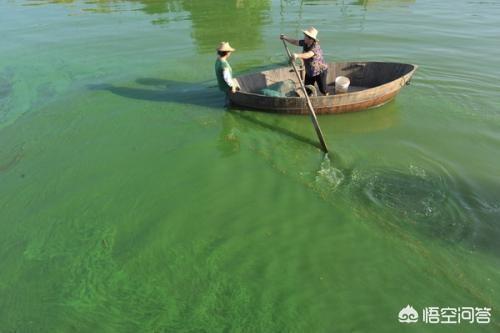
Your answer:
[1,0,500,332]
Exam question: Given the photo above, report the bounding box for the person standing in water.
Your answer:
[280,27,329,95]
[215,42,239,106]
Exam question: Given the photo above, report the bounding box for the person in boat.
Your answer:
[215,42,240,106]
[280,27,329,96]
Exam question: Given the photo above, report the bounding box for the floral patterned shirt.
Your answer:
[299,40,328,77]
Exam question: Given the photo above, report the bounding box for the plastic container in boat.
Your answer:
[335,76,350,94]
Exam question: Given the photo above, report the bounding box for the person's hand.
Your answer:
[292,53,298,60]
[231,86,237,93]
[280,34,286,40]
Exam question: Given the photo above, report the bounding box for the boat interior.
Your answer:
[235,62,416,96]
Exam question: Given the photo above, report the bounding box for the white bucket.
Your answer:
[335,76,350,94]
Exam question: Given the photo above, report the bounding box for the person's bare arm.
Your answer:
[280,34,300,46]
[293,51,315,60]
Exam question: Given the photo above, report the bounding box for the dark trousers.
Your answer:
[305,70,328,95]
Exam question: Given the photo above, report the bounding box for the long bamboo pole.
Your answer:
[282,40,329,153]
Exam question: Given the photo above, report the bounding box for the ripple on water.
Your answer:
[362,168,446,218]
[314,154,345,197]
[349,166,474,244]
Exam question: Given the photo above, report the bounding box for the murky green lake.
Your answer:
[1,0,499,332]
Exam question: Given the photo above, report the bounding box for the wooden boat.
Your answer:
[230,61,417,114]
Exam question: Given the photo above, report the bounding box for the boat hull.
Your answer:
[229,62,417,115]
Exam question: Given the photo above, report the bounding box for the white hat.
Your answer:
[216,41,236,52]
[302,27,319,41]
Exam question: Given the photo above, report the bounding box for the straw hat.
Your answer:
[302,27,319,41]
[216,42,236,52]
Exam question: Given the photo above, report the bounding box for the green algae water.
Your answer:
[1,0,500,332]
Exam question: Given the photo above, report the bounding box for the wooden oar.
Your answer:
[282,40,329,153]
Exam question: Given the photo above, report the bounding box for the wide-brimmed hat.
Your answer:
[216,42,236,52]
[302,27,319,41]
